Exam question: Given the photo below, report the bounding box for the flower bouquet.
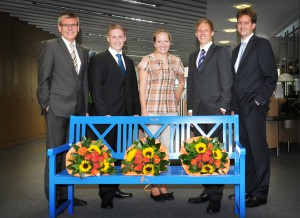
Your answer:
[179,136,230,176]
[66,137,117,178]
[121,137,170,176]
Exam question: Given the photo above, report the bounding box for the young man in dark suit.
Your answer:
[187,18,233,213]
[37,12,89,206]
[88,23,141,209]
[231,7,278,208]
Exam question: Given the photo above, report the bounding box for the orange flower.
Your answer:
[191,158,197,165]
[153,155,161,164]
[78,147,87,156]
[214,159,221,168]
[91,168,99,175]
[102,152,108,159]
[207,143,213,150]
[204,149,212,156]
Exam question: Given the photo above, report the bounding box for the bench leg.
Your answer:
[68,185,74,214]
[49,180,56,218]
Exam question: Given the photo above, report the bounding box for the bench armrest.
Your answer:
[47,142,71,157]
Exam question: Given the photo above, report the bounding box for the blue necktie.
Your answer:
[197,49,206,70]
[116,54,126,76]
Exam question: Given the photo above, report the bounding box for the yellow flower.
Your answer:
[201,164,214,174]
[88,144,100,153]
[213,149,222,160]
[143,164,154,174]
[79,160,92,173]
[142,147,154,158]
[126,149,137,161]
[195,142,206,153]
[100,160,110,172]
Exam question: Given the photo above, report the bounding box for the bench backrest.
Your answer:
[69,115,239,160]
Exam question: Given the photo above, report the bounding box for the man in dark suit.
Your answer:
[88,23,141,209]
[187,18,233,213]
[37,12,89,206]
[231,8,278,208]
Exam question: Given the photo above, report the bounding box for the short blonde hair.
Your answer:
[107,23,126,36]
[195,18,214,32]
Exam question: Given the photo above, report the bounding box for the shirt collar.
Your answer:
[61,36,76,48]
[200,41,213,53]
[241,33,253,45]
[108,47,122,56]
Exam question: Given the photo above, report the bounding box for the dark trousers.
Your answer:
[194,123,224,201]
[88,124,119,203]
[239,104,270,199]
[44,108,69,201]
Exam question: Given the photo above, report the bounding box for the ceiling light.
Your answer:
[219,41,230,44]
[122,0,156,7]
[223,29,237,33]
[228,18,237,23]
[234,3,252,9]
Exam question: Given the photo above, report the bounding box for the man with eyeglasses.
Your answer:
[37,11,89,207]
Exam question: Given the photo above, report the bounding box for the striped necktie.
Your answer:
[70,44,78,74]
[197,49,206,70]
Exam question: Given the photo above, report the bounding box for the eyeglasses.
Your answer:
[60,24,78,28]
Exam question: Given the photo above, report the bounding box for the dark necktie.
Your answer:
[116,54,126,76]
[197,49,206,70]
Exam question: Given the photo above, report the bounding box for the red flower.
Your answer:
[208,157,214,164]
[98,155,104,162]
[204,149,212,156]
[91,154,100,163]
[197,162,202,169]
[134,156,143,165]
[202,154,210,162]
[195,154,203,161]
[84,153,92,161]
[143,156,150,163]
[134,164,143,171]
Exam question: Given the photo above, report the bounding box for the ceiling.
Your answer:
[0,0,299,66]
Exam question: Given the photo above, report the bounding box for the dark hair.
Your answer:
[195,18,214,32]
[58,12,79,25]
[153,28,172,42]
[236,7,257,24]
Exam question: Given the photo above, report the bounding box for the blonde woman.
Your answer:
[138,29,185,202]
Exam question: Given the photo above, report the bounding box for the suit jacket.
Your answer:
[187,44,232,115]
[88,49,141,116]
[231,35,278,114]
[36,37,89,117]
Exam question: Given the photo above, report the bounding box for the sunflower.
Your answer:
[201,164,214,174]
[88,144,100,153]
[126,148,137,161]
[195,142,206,153]
[143,164,154,174]
[79,160,92,173]
[142,147,154,158]
[100,160,110,172]
[213,148,222,160]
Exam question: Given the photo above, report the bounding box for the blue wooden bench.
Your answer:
[48,115,246,217]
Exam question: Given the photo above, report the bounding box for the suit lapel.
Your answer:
[57,37,79,76]
[238,35,255,68]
